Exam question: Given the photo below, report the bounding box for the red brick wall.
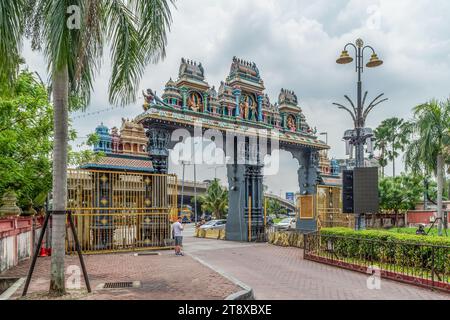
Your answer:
[406,210,449,225]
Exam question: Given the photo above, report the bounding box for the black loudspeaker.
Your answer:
[342,170,354,214]
[354,167,379,214]
[342,168,379,214]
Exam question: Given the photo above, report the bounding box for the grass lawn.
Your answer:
[386,227,449,237]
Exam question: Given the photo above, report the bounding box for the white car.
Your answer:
[199,219,227,230]
[274,217,296,230]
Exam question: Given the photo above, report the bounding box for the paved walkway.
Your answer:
[183,225,449,300]
[1,249,240,300]
[3,224,448,300]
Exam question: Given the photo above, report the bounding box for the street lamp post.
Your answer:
[193,162,197,223]
[180,161,187,216]
[334,38,388,230]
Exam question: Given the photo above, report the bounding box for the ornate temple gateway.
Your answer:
[136,57,329,240]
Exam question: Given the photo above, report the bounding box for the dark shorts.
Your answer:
[175,236,183,246]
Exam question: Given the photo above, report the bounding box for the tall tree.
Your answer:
[374,117,410,177]
[374,125,389,177]
[378,174,426,226]
[199,179,228,219]
[266,198,288,219]
[0,0,175,295]
[0,71,53,207]
[404,99,450,236]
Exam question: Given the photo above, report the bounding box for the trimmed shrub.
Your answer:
[320,228,450,274]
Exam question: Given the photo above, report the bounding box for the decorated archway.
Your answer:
[138,57,329,241]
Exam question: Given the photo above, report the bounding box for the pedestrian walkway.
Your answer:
[1,250,240,300]
[183,225,449,300]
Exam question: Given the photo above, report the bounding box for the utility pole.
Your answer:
[180,161,186,216]
[194,162,197,223]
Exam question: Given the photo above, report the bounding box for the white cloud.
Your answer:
[20,0,450,196]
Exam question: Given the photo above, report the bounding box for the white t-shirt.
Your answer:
[173,221,184,237]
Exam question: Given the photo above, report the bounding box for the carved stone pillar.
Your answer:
[226,136,264,242]
[232,88,241,117]
[203,92,209,113]
[146,126,171,174]
[257,95,263,122]
[181,87,188,110]
[281,112,287,129]
[291,148,321,232]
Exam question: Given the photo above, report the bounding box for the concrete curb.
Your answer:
[187,254,255,300]
[0,277,25,300]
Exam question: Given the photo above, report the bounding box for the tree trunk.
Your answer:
[49,66,69,295]
[436,154,444,236]
[392,157,395,177]
[392,142,396,177]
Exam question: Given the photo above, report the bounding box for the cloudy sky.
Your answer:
[23,0,450,196]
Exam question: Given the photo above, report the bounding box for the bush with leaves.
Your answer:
[320,228,450,275]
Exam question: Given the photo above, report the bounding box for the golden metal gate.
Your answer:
[66,169,177,254]
[316,185,354,228]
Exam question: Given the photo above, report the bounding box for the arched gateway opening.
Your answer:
[137,56,329,242]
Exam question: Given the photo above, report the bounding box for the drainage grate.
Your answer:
[103,282,134,289]
[134,252,160,256]
[98,281,142,290]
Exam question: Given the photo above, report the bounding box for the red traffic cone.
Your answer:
[38,239,49,257]
[39,246,48,257]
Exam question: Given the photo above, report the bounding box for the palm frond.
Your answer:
[0,0,26,83]
[106,0,145,106]
[133,0,175,64]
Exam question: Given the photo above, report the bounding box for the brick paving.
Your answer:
[3,224,449,300]
[1,251,240,300]
[183,234,450,300]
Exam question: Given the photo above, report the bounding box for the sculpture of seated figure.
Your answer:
[188,96,199,112]
[287,116,296,132]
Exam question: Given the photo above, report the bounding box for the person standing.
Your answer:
[172,216,184,256]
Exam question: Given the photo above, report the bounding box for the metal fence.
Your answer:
[304,231,450,293]
[66,169,177,254]
[316,186,354,228]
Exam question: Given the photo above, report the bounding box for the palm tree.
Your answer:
[266,198,287,218]
[404,99,450,236]
[374,125,389,177]
[374,117,410,177]
[199,179,228,219]
[0,0,175,295]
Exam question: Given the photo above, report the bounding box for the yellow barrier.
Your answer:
[204,229,220,239]
[268,229,304,248]
[194,228,226,240]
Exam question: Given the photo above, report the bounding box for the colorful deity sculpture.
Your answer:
[143,88,156,111]
[287,115,297,132]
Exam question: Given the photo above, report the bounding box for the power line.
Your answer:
[70,105,129,120]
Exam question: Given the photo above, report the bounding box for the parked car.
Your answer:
[274,217,296,230]
[265,216,274,225]
[199,219,227,230]
[201,213,212,221]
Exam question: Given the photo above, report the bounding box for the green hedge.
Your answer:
[319,228,450,275]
